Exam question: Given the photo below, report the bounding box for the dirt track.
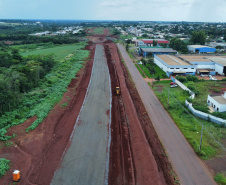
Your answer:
[117,43,216,185]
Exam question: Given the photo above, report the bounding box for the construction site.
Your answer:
[0,28,217,185]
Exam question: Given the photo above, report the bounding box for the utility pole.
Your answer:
[199,123,204,150]
[168,89,169,109]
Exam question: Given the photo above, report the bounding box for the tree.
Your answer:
[153,40,157,46]
[126,44,129,51]
[190,31,206,45]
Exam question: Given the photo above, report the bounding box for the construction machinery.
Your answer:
[116,87,121,95]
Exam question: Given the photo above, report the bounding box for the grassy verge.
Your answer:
[135,64,146,78]
[152,80,226,160]
[0,42,89,140]
[0,158,10,178]
[93,27,105,35]
[214,173,226,185]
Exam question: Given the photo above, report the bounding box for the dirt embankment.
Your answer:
[0,42,95,185]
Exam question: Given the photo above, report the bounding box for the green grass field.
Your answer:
[22,43,87,61]
[93,27,105,35]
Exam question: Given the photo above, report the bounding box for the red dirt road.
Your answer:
[117,43,216,185]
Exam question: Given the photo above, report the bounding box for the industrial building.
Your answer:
[139,47,177,57]
[187,45,216,54]
[154,54,226,76]
[154,55,196,76]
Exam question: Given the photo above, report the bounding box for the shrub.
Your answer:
[176,75,187,82]
[193,105,210,113]
[222,78,226,81]
[187,75,199,82]
[214,173,226,185]
[187,97,193,103]
[0,158,10,178]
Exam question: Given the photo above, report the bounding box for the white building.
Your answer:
[207,92,226,112]
[154,55,196,76]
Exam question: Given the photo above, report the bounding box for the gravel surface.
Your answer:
[51,44,111,185]
[117,43,216,185]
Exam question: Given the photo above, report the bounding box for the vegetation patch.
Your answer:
[214,173,226,185]
[152,80,226,160]
[0,158,10,178]
[0,42,89,140]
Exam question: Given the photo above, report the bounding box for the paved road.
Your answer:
[51,45,111,185]
[117,43,216,185]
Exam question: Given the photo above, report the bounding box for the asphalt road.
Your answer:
[117,43,216,185]
[51,44,111,185]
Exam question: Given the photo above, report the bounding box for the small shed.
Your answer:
[207,92,226,112]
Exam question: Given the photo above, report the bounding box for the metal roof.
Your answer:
[141,48,177,53]
[208,57,226,66]
[157,55,191,66]
[211,96,226,104]
[188,45,214,49]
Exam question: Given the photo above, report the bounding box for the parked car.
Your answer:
[170,84,178,88]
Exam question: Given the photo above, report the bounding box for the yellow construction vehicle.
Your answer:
[116,87,121,95]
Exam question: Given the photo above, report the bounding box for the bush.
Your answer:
[0,158,10,178]
[187,97,193,103]
[187,75,199,82]
[193,105,210,113]
[176,75,187,82]
[222,78,226,81]
[214,173,226,185]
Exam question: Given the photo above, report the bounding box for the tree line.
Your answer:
[0,47,55,115]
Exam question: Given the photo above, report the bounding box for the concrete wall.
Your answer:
[186,100,226,125]
[215,63,224,75]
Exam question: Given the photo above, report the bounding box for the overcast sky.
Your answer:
[0,0,225,22]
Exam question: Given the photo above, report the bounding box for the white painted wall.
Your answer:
[215,64,224,75]
[154,57,168,72]
[195,64,215,69]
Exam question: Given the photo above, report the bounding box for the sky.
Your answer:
[0,0,225,22]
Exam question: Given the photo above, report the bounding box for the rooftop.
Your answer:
[141,48,177,53]
[211,96,226,104]
[188,45,214,49]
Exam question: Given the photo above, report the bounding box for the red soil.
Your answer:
[0,43,95,185]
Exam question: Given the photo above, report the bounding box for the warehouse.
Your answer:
[187,45,216,54]
[154,55,196,76]
[179,55,226,75]
[139,47,177,57]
